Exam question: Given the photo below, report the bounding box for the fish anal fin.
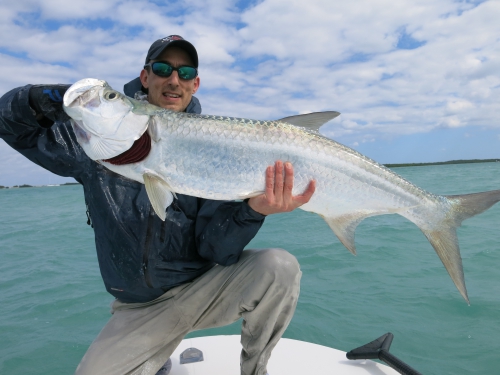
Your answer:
[324,213,368,256]
[143,172,175,221]
[277,111,340,132]
[325,207,412,255]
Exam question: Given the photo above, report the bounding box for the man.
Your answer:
[0,35,315,375]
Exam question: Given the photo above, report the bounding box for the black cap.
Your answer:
[145,35,198,68]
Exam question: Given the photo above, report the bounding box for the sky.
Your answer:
[0,0,499,186]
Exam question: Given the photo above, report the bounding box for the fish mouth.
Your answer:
[63,78,107,109]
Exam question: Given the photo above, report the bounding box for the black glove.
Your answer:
[28,84,71,128]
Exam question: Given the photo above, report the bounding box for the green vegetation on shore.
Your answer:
[385,159,500,168]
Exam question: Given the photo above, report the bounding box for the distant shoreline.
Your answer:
[0,182,80,189]
[1,159,499,188]
[385,159,500,168]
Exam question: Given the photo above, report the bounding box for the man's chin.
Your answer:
[164,105,183,112]
[155,102,182,112]
[148,96,186,112]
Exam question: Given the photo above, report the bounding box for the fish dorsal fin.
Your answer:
[277,111,340,132]
[143,172,176,221]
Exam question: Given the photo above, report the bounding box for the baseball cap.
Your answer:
[145,35,198,68]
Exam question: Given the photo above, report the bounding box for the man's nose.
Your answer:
[166,71,180,85]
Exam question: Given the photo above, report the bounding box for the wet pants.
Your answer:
[74,248,301,375]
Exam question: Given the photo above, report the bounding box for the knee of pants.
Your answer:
[252,248,301,288]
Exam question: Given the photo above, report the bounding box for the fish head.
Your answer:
[63,78,150,160]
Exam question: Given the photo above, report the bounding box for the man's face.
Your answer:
[140,46,200,112]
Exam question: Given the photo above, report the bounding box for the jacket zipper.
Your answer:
[142,208,155,288]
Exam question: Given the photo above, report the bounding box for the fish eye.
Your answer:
[104,92,119,100]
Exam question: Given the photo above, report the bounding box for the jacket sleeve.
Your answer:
[195,199,266,265]
[0,85,89,179]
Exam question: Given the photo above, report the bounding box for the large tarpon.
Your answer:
[63,78,500,304]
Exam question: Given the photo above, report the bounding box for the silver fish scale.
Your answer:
[63,78,500,303]
[142,110,444,223]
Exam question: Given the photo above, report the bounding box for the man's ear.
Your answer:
[192,76,200,94]
[140,69,149,89]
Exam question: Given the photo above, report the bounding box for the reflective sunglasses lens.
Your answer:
[152,62,173,77]
[177,66,197,80]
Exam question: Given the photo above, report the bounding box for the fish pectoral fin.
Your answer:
[324,213,371,255]
[277,111,340,132]
[237,190,265,199]
[143,173,175,221]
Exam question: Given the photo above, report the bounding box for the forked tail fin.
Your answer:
[421,189,500,304]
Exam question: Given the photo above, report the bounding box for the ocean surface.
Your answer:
[1,162,500,374]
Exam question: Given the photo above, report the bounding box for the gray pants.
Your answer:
[75,248,301,375]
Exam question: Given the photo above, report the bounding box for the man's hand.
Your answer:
[29,84,71,127]
[247,161,316,216]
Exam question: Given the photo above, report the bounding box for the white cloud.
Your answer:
[0,140,74,186]
[38,0,120,19]
[446,100,474,114]
[440,116,462,128]
[1,0,500,184]
[0,55,76,94]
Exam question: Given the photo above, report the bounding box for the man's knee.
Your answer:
[252,248,301,286]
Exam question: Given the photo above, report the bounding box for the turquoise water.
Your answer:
[1,163,500,374]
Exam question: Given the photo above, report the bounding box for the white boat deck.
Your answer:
[169,335,400,374]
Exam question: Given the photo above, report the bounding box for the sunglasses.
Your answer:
[144,61,198,80]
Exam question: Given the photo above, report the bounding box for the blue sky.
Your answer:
[1,0,499,186]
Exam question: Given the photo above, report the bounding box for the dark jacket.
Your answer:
[0,84,265,303]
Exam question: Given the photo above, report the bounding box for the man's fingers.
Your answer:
[304,179,316,198]
[274,161,284,204]
[249,162,316,216]
[283,162,294,203]
[294,180,316,205]
[265,165,275,198]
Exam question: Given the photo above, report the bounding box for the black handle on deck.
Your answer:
[346,332,423,375]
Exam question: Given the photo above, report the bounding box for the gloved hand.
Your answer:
[28,84,71,127]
